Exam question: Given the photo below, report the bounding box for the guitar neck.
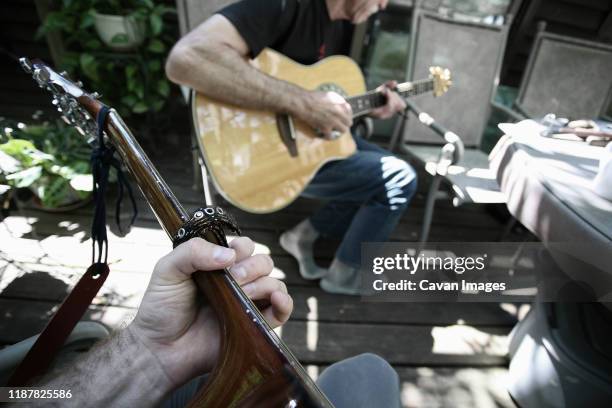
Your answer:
[104,112,333,408]
[347,78,434,117]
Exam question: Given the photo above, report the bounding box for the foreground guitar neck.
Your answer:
[104,111,333,407]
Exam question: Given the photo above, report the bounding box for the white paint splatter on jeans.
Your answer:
[381,156,416,210]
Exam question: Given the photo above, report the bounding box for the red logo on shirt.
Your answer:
[318,43,326,60]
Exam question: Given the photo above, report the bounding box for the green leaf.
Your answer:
[121,94,138,107]
[38,177,73,208]
[80,11,95,29]
[125,64,137,78]
[111,33,129,44]
[6,166,43,188]
[79,53,99,81]
[147,60,161,72]
[0,139,53,166]
[155,5,177,15]
[157,80,170,97]
[149,14,163,35]
[70,174,94,192]
[132,102,148,114]
[84,38,103,49]
[134,82,144,99]
[41,12,69,33]
[147,39,165,53]
[152,99,165,112]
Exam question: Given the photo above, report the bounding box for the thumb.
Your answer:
[154,238,236,283]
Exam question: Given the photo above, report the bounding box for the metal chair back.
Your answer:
[176,0,237,34]
[516,30,612,119]
[401,9,511,147]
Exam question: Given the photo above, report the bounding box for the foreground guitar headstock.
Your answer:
[429,66,452,97]
[19,58,103,145]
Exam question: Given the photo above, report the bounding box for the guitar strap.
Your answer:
[7,106,137,386]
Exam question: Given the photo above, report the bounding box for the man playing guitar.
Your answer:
[166,0,416,295]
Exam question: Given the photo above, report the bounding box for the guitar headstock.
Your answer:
[19,57,104,144]
[429,66,452,97]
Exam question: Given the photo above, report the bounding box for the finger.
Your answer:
[242,276,288,300]
[229,236,255,263]
[261,291,293,328]
[332,121,350,136]
[155,238,236,282]
[229,254,274,285]
[343,101,353,117]
[385,80,398,89]
[390,92,406,112]
[369,107,384,119]
[353,0,375,23]
[320,126,334,140]
[334,110,352,129]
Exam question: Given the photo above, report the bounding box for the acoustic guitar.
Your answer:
[192,48,451,214]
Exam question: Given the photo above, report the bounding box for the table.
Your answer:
[490,121,612,302]
[489,121,612,407]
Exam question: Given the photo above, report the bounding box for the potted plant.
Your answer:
[92,10,146,51]
[38,0,176,117]
[0,118,94,211]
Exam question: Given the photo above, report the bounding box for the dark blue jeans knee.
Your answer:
[303,136,417,267]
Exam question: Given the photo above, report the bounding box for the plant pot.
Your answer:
[92,11,145,51]
[30,193,93,213]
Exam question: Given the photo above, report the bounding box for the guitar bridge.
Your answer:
[276,113,298,157]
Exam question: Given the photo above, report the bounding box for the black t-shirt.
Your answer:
[218,0,354,64]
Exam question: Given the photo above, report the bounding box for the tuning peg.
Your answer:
[76,81,83,87]
[19,58,33,74]
[91,92,100,99]
[60,71,68,77]
[33,68,50,84]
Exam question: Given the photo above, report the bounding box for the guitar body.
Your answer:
[192,48,364,213]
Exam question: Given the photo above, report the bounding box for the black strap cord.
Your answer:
[90,105,138,264]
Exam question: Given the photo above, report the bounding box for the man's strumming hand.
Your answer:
[295,90,353,139]
[128,236,292,390]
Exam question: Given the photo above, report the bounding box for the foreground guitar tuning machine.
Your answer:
[20,57,100,145]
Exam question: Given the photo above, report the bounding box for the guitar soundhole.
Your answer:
[317,83,348,98]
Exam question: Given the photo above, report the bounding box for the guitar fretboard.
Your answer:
[347,78,434,117]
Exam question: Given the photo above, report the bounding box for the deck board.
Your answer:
[0,138,529,407]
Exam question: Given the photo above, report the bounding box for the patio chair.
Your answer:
[494,23,612,122]
[388,6,512,242]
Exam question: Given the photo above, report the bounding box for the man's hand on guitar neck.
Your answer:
[129,236,292,388]
[370,80,407,120]
[33,237,291,407]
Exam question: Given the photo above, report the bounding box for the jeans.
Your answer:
[163,353,401,408]
[303,135,417,267]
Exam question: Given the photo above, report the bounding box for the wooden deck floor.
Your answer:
[0,135,531,407]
